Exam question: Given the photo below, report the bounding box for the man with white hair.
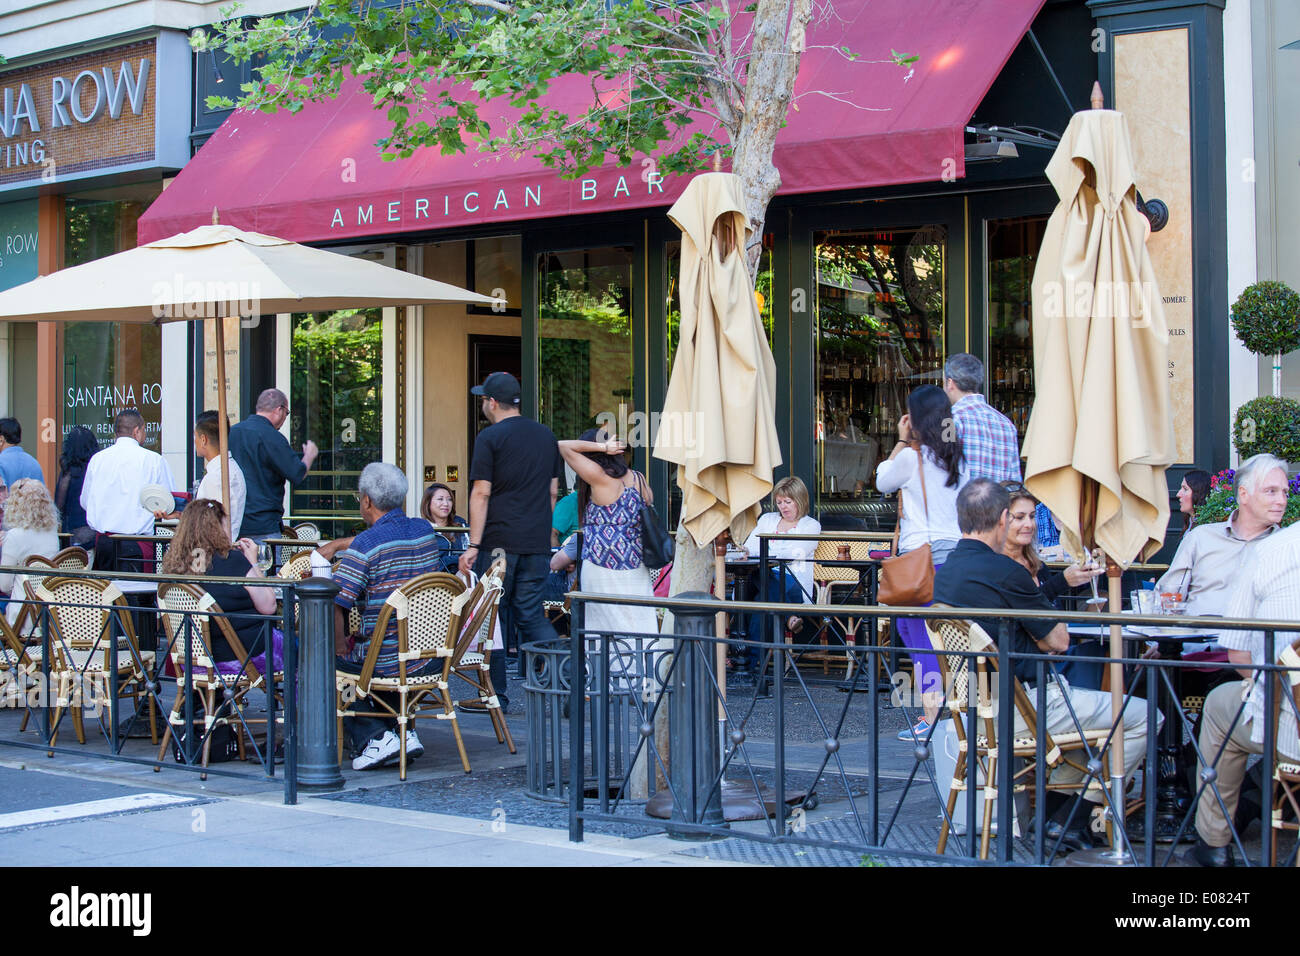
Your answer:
[318,462,442,770]
[1155,454,1288,616]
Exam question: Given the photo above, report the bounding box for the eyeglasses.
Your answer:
[1001,481,1027,493]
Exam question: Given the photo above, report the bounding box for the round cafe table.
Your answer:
[1068,617,1217,843]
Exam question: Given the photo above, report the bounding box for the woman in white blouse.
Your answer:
[740,476,821,687]
[875,385,967,739]
[0,479,61,631]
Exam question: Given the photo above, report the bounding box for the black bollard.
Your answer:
[294,577,344,790]
[668,592,725,833]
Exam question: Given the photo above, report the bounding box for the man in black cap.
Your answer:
[459,372,564,711]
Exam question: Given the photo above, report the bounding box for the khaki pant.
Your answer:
[1195,681,1261,848]
[1013,679,1160,799]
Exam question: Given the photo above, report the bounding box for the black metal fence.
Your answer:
[563,589,1300,866]
[0,564,305,803]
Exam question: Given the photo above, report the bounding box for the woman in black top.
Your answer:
[421,482,469,573]
[1002,484,1105,689]
[159,499,278,666]
[55,426,99,547]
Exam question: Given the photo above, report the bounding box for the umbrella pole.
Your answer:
[215,316,233,533]
[714,535,727,755]
[1106,561,1130,859]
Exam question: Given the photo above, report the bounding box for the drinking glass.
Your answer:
[257,542,273,573]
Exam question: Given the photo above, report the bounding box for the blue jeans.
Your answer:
[744,568,807,673]
[475,550,556,703]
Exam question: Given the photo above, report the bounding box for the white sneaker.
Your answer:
[352,731,400,770]
[404,729,424,760]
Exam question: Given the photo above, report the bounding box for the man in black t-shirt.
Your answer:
[459,372,564,710]
[933,478,1159,852]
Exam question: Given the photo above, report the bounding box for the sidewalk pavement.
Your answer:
[0,758,747,867]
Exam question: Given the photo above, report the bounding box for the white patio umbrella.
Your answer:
[0,217,495,522]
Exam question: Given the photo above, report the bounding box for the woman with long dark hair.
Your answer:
[1177,469,1212,530]
[875,384,968,740]
[55,426,99,548]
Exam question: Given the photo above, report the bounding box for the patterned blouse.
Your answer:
[582,485,643,570]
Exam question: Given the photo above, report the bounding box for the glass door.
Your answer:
[535,245,635,455]
[813,226,947,510]
[986,215,1048,442]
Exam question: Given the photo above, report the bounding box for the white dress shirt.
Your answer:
[742,513,822,601]
[1220,523,1300,761]
[80,437,177,536]
[195,453,247,540]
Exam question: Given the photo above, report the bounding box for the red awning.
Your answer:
[140,0,1044,244]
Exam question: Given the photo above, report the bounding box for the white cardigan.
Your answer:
[742,513,822,601]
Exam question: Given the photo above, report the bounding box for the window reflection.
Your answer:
[290,309,383,519]
[537,246,634,447]
[987,216,1047,440]
[814,226,946,506]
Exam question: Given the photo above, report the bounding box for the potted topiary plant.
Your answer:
[1232,395,1300,463]
[1230,280,1300,398]
[1230,280,1300,464]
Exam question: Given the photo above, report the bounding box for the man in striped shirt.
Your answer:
[321,462,442,770]
[1191,520,1300,866]
[943,353,1022,483]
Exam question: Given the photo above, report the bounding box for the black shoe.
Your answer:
[1186,836,1235,867]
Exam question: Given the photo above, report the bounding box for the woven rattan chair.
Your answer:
[156,583,276,776]
[152,524,175,569]
[811,538,891,678]
[924,613,1111,860]
[32,576,158,747]
[0,612,39,720]
[450,560,515,753]
[48,547,90,571]
[1271,637,1300,865]
[290,522,321,543]
[277,550,314,581]
[335,572,477,780]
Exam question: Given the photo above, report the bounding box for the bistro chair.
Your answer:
[924,612,1112,860]
[47,547,91,571]
[31,576,158,748]
[290,522,321,543]
[0,612,40,725]
[1271,637,1300,865]
[811,537,892,679]
[152,524,175,569]
[450,560,515,753]
[277,550,314,582]
[155,583,277,777]
[335,572,479,780]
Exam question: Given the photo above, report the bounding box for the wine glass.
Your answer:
[256,542,273,574]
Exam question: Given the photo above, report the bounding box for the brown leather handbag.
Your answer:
[877,444,933,607]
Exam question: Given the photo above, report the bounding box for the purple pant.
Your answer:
[893,545,956,700]
[215,628,285,676]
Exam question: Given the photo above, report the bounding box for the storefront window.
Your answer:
[814,226,946,504]
[986,216,1048,441]
[537,246,634,448]
[62,189,163,450]
[290,309,383,519]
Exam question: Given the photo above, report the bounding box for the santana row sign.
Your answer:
[1,59,151,138]
[0,40,159,185]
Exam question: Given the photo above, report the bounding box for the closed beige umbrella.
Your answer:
[654,172,782,549]
[1024,106,1173,564]
[1023,94,1174,861]
[0,220,494,521]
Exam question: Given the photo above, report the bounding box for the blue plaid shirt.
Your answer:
[951,394,1021,483]
[1035,503,1061,550]
[334,510,441,677]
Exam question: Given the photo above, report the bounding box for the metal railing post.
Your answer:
[293,577,344,790]
[668,591,725,833]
